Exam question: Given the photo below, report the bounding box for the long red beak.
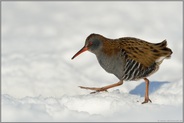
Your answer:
[71,46,88,60]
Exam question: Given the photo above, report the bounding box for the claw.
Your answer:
[142,98,152,104]
[78,81,123,94]
[79,86,108,94]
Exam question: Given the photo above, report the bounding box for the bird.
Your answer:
[71,33,173,104]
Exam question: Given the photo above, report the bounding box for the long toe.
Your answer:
[142,98,152,104]
[90,89,108,94]
[79,86,108,94]
[79,86,97,90]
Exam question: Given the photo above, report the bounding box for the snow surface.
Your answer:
[2,1,183,122]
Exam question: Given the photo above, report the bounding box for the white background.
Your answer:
[2,1,183,122]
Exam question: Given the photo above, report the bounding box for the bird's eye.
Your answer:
[88,41,93,47]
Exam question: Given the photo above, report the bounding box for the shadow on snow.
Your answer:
[129,81,169,97]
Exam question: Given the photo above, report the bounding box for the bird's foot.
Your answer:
[79,86,108,94]
[142,98,152,104]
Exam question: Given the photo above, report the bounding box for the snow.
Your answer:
[2,1,183,122]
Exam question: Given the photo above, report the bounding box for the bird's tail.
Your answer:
[155,40,173,58]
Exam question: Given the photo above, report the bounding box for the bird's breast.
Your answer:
[96,52,126,80]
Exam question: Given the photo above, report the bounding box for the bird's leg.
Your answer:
[142,78,152,104]
[79,80,123,94]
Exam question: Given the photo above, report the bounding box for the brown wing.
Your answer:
[117,37,172,68]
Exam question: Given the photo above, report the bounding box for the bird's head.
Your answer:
[71,33,103,60]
